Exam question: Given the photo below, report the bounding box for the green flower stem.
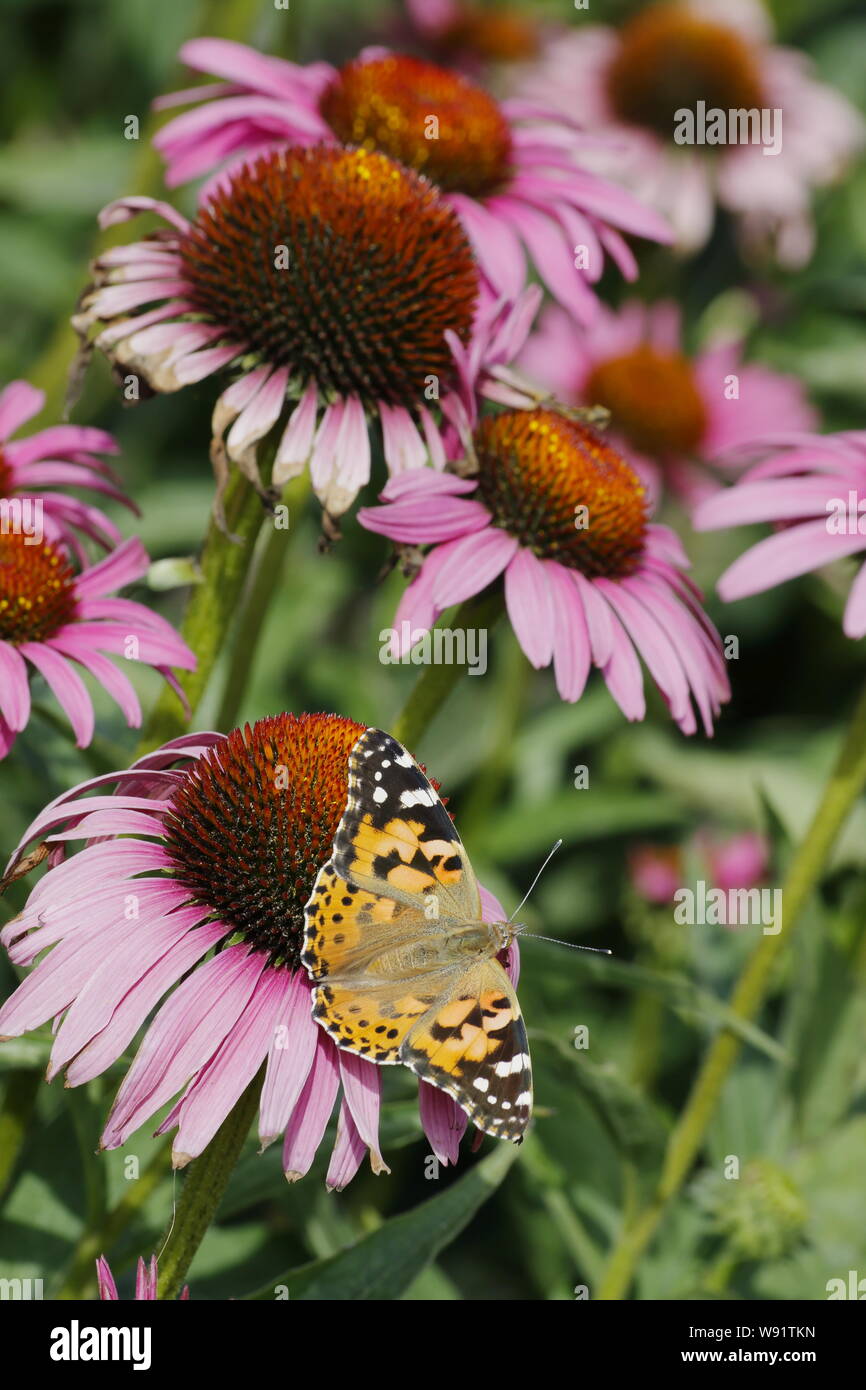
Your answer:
[216,474,311,731]
[597,679,866,1299]
[460,631,530,836]
[391,591,506,748]
[58,1140,174,1300]
[156,1072,262,1301]
[137,473,268,751]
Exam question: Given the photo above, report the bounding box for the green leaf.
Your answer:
[536,1034,668,1180]
[485,789,685,858]
[247,1142,519,1300]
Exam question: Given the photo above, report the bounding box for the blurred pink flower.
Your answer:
[0,535,195,759]
[0,715,513,1184]
[0,379,136,562]
[360,407,730,733]
[152,40,672,322]
[517,298,816,507]
[516,0,863,266]
[74,146,538,527]
[698,829,768,893]
[630,829,768,904]
[629,845,683,905]
[693,431,866,637]
[97,1254,188,1300]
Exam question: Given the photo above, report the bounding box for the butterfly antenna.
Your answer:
[508,840,612,955]
[514,930,612,956]
[507,840,563,923]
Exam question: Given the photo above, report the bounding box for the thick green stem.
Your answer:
[597,680,866,1299]
[216,475,310,731]
[137,474,268,751]
[391,591,505,748]
[156,1074,261,1300]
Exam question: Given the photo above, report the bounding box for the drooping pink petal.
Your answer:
[259,968,319,1146]
[18,643,94,747]
[102,945,266,1150]
[504,547,555,669]
[283,1034,341,1181]
[169,965,288,1166]
[0,642,30,731]
[339,1051,389,1176]
[547,561,591,702]
[419,1081,467,1167]
[66,921,227,1087]
[325,1099,367,1192]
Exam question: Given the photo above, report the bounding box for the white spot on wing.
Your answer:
[399,788,437,808]
[372,787,388,804]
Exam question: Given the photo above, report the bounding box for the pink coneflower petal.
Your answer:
[419,1080,468,1167]
[17,643,94,747]
[96,1256,119,1301]
[566,570,612,668]
[259,969,319,1147]
[339,1051,389,1177]
[167,965,290,1166]
[378,403,427,476]
[547,562,591,703]
[0,380,44,437]
[283,1034,341,1182]
[0,643,30,731]
[489,197,597,324]
[504,548,555,669]
[360,492,489,545]
[136,1256,158,1301]
[600,611,646,723]
[447,192,526,301]
[273,382,318,485]
[326,1100,367,1192]
[66,922,228,1088]
[717,519,866,601]
[391,540,464,649]
[432,525,519,609]
[177,37,333,104]
[47,903,209,1081]
[102,946,266,1150]
[596,578,695,732]
[226,366,290,464]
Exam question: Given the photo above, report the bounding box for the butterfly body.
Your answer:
[301,728,532,1142]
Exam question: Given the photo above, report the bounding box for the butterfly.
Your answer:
[301,727,532,1142]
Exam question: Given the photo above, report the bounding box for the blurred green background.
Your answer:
[2,0,866,1300]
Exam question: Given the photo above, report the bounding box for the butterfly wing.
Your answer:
[403,958,532,1142]
[302,862,451,1063]
[301,727,532,1138]
[330,727,482,924]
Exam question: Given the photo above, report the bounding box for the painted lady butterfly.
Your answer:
[301,728,532,1142]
